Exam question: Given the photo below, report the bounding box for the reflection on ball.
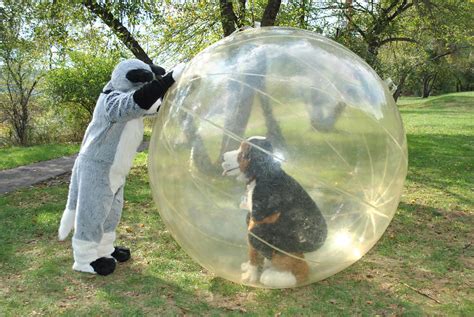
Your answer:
[148,27,407,288]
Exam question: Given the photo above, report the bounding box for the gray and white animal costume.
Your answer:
[58,59,184,275]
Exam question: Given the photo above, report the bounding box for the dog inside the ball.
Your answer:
[222,136,327,288]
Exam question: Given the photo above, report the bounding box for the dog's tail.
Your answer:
[58,208,75,241]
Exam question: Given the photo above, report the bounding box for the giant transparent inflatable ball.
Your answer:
[149,27,407,288]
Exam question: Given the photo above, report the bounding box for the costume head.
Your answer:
[109,59,166,92]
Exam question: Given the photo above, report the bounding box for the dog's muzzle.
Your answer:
[221,149,241,176]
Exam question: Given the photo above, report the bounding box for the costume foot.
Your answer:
[111,247,131,262]
[90,257,116,276]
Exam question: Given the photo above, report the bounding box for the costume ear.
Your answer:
[149,64,166,76]
[126,69,154,83]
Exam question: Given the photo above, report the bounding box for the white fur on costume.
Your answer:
[109,117,144,193]
[58,208,75,241]
[72,238,99,274]
[97,232,116,258]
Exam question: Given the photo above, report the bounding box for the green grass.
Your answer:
[0,93,473,316]
[397,91,474,106]
[0,143,80,170]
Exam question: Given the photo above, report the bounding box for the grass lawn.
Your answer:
[0,143,80,171]
[0,93,473,316]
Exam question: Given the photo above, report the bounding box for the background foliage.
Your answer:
[0,0,472,145]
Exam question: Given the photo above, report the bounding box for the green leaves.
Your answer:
[45,51,118,116]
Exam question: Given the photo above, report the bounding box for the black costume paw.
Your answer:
[133,73,175,110]
[149,64,166,76]
[111,247,131,263]
[90,257,116,276]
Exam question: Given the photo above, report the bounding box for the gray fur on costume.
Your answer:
[58,59,185,275]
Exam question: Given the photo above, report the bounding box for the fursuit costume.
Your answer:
[58,59,184,275]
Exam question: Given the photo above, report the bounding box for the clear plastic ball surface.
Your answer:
[148,27,407,288]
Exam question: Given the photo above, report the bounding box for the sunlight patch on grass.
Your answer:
[0,143,80,170]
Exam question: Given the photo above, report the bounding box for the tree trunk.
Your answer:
[422,74,435,98]
[456,78,463,92]
[19,100,29,145]
[392,71,409,102]
[422,77,430,98]
[345,0,353,29]
[261,0,282,26]
[219,0,238,36]
[9,100,29,146]
[367,40,380,70]
[82,0,152,64]
[299,0,308,28]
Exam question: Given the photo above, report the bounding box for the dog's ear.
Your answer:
[248,139,273,158]
[260,139,273,153]
[126,69,154,83]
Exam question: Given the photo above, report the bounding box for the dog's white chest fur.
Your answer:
[246,180,256,212]
[109,118,144,193]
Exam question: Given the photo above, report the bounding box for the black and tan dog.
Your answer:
[222,136,327,287]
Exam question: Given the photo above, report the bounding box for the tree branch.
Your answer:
[81,0,152,63]
[24,78,40,107]
[4,58,21,90]
[387,0,413,22]
[379,37,418,46]
[382,0,401,16]
[342,10,367,39]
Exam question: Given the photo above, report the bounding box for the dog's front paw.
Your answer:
[263,258,272,269]
[241,261,250,272]
[260,268,297,288]
[240,262,260,283]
